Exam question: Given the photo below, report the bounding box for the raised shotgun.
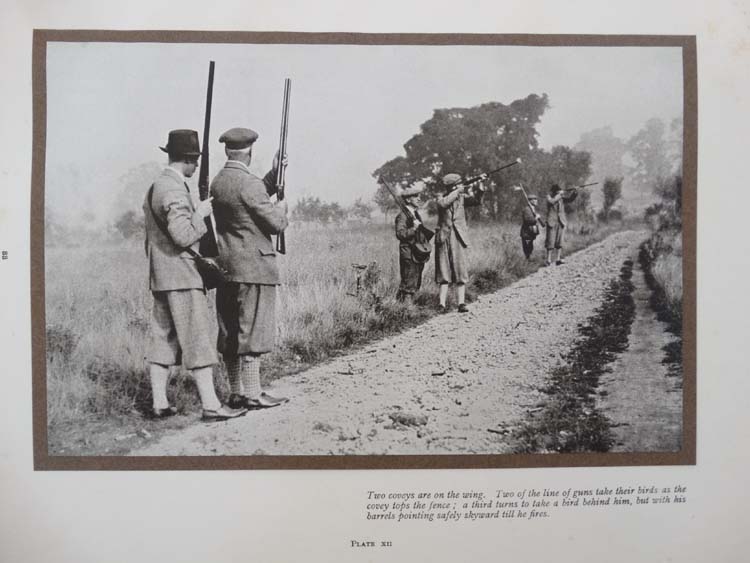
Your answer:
[449,158,521,195]
[275,78,291,254]
[198,60,219,257]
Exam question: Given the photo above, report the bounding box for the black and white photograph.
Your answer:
[36,32,694,465]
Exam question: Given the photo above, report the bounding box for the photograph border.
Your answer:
[31,30,696,471]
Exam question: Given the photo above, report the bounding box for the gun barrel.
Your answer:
[275,78,291,255]
[198,61,215,200]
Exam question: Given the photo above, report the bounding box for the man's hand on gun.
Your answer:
[196,196,214,218]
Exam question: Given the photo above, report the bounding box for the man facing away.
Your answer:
[545,183,578,266]
[143,129,247,421]
[210,127,290,409]
[520,194,541,260]
[395,185,430,303]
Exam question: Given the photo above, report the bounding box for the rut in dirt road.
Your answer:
[132,230,649,456]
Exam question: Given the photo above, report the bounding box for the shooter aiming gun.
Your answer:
[275,78,291,255]
[563,182,598,196]
[198,60,219,257]
[448,158,522,196]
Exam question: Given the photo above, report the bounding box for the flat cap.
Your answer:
[219,127,259,150]
[528,194,538,200]
[442,173,462,186]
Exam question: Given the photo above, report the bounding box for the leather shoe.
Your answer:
[149,406,177,419]
[458,303,469,313]
[226,393,250,409]
[556,259,565,265]
[201,404,248,422]
[246,392,289,409]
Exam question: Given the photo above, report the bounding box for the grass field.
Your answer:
[45,218,626,438]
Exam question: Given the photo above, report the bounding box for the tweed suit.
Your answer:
[434,189,481,284]
[395,207,428,297]
[143,167,217,369]
[211,161,288,355]
[545,190,577,250]
[520,204,540,259]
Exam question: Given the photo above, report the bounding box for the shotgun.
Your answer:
[275,78,291,254]
[513,184,545,228]
[198,60,219,257]
[449,158,521,195]
[378,177,435,241]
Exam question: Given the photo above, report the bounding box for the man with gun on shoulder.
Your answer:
[210,127,289,409]
[393,183,432,303]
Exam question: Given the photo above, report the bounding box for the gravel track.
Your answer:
[132,230,648,456]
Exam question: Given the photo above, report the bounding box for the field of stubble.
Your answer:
[45,220,615,439]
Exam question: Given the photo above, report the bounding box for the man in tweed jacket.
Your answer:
[545,183,578,266]
[434,173,484,313]
[143,129,246,422]
[210,127,289,409]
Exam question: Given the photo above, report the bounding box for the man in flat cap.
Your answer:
[210,127,290,409]
[520,194,542,260]
[395,185,430,303]
[545,183,578,266]
[434,173,484,313]
[143,129,247,421]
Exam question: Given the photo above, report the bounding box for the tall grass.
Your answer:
[45,220,622,426]
[640,229,683,333]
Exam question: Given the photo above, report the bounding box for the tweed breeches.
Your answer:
[147,289,218,369]
[545,222,565,249]
[435,230,469,284]
[216,282,277,356]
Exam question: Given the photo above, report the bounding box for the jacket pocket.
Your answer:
[259,248,276,257]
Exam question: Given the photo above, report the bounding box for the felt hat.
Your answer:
[219,127,259,150]
[159,129,202,156]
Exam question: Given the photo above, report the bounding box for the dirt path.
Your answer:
[132,230,649,456]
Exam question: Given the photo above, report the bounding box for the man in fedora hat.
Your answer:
[434,172,484,313]
[143,129,247,422]
[545,183,578,266]
[395,184,430,303]
[210,127,290,410]
[520,194,542,260]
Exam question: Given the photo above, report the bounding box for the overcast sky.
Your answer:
[45,41,683,225]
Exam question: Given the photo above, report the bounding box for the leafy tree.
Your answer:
[599,177,623,222]
[373,94,593,223]
[374,95,550,221]
[574,126,626,184]
[627,118,672,191]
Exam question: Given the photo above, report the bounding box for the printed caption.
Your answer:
[363,484,687,523]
